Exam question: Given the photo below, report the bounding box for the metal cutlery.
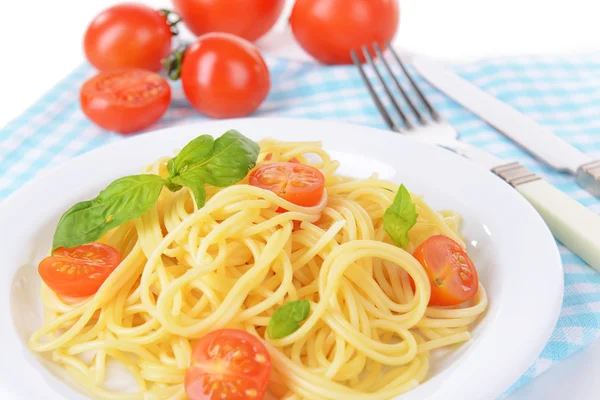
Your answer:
[411,56,600,198]
[351,43,600,271]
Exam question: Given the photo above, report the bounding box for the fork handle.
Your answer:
[576,159,600,198]
[516,179,600,272]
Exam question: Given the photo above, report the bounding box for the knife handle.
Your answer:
[491,162,600,271]
[517,179,600,272]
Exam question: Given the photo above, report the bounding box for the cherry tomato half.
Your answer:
[249,162,325,207]
[172,0,285,42]
[184,329,271,400]
[80,69,171,134]
[413,235,479,306]
[38,243,121,297]
[290,0,400,65]
[84,3,173,71]
[179,33,270,118]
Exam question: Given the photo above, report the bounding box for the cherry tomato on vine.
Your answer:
[166,33,270,119]
[290,0,400,65]
[184,329,271,400]
[172,0,285,42]
[413,235,479,306]
[80,69,171,134]
[38,243,121,297]
[84,3,178,71]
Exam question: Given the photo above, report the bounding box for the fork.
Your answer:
[351,42,600,272]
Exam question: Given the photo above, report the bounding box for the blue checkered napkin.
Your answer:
[1,54,600,395]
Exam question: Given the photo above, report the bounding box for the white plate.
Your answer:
[0,118,563,400]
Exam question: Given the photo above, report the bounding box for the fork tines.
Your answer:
[351,41,441,132]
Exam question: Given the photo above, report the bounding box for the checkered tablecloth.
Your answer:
[1,53,600,395]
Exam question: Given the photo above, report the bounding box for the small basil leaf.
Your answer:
[383,184,418,248]
[168,134,214,177]
[52,174,165,250]
[181,130,260,187]
[268,299,310,339]
[171,175,207,208]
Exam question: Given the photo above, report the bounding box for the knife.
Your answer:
[423,137,600,272]
[412,56,600,198]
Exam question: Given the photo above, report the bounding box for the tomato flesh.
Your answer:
[185,329,271,400]
[412,235,479,306]
[80,69,171,134]
[38,243,121,297]
[249,162,325,207]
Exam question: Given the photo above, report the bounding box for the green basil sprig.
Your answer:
[166,129,260,206]
[383,184,418,248]
[52,130,259,250]
[268,300,310,339]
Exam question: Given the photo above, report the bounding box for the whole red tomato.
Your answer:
[172,0,285,42]
[80,69,171,134]
[290,0,400,65]
[175,33,270,118]
[84,3,175,71]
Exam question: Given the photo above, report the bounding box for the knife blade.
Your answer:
[412,56,600,197]
[426,138,600,272]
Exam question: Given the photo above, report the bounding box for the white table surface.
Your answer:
[1,1,599,399]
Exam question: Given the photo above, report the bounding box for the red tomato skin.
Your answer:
[84,3,172,71]
[290,0,400,65]
[172,0,285,42]
[80,69,171,134]
[413,235,479,306]
[180,33,270,118]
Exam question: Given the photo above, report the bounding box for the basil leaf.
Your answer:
[171,174,207,208]
[52,174,165,250]
[383,184,418,248]
[52,131,259,250]
[176,130,260,187]
[268,300,310,339]
[168,134,214,177]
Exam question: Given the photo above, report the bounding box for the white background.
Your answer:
[1,0,599,399]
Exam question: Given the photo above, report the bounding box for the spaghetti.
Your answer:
[29,139,487,399]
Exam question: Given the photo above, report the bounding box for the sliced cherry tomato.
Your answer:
[412,235,479,306]
[177,33,270,118]
[290,0,400,65]
[172,0,285,42]
[38,243,121,298]
[185,329,271,400]
[84,3,174,71]
[80,69,171,134]
[249,162,325,207]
